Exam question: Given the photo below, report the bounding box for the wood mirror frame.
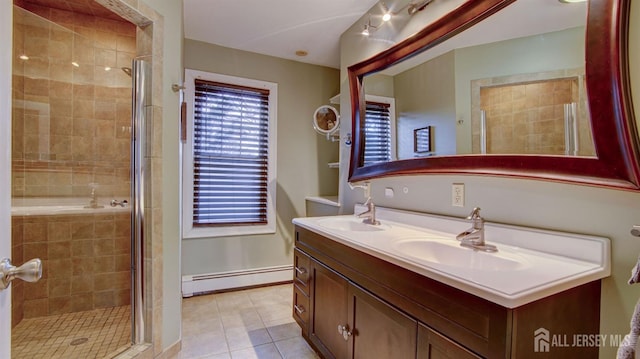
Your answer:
[348,0,640,190]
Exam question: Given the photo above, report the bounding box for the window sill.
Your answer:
[183,223,276,239]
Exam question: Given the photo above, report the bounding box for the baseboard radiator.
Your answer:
[181,264,293,297]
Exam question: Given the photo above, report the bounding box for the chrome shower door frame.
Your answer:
[131,58,151,345]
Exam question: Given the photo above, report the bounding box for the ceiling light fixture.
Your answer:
[362,24,371,36]
[558,0,586,3]
[361,15,379,36]
[407,0,434,15]
[19,54,29,60]
[381,2,391,21]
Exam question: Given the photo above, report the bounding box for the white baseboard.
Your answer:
[181,265,293,297]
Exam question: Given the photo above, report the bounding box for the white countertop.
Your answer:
[292,206,610,308]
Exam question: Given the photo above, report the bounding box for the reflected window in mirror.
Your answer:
[363,96,395,165]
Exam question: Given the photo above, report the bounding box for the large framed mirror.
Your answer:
[348,0,640,190]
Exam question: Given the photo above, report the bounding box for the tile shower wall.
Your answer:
[11,1,135,198]
[471,71,595,156]
[479,78,578,154]
[11,212,131,327]
[10,2,135,328]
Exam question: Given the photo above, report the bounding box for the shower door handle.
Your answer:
[0,258,42,290]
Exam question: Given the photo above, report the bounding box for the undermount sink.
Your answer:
[316,216,390,232]
[392,239,529,271]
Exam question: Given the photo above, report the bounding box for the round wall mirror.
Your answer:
[313,105,340,137]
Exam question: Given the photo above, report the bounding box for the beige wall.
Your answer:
[340,2,640,359]
[182,39,340,276]
[394,50,456,158]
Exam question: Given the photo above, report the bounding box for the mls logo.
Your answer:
[534,328,550,353]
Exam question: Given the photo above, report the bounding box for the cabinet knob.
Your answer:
[337,324,352,341]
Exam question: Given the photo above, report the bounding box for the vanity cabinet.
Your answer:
[418,324,481,359]
[308,258,417,359]
[293,225,601,359]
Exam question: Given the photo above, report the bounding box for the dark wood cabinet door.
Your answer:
[348,284,418,359]
[417,323,481,359]
[310,260,348,359]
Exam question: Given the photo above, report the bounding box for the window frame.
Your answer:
[182,69,278,239]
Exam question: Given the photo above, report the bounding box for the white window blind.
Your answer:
[363,101,392,165]
[192,79,270,226]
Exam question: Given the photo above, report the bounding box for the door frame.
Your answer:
[0,0,13,356]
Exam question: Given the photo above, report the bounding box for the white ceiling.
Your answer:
[183,0,381,69]
[183,0,587,71]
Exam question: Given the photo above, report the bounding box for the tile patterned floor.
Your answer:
[11,284,315,359]
[11,305,131,359]
[173,283,319,359]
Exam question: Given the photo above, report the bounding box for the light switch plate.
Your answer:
[452,183,464,207]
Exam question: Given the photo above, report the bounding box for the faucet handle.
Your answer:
[467,207,482,220]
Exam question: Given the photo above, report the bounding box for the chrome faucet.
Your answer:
[350,181,380,225]
[357,197,380,225]
[456,207,497,252]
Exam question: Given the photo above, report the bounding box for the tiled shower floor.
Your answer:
[11,305,131,359]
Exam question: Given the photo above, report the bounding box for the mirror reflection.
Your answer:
[361,0,594,163]
[313,105,340,134]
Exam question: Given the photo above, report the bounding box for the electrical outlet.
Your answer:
[384,187,394,198]
[452,183,464,207]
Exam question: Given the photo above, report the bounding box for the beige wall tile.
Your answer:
[71,275,94,294]
[24,278,48,300]
[48,241,71,258]
[48,296,71,314]
[49,277,71,298]
[94,255,115,273]
[23,298,49,318]
[48,258,73,278]
[94,290,116,308]
[72,257,94,275]
[24,221,47,243]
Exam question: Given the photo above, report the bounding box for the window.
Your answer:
[183,69,277,238]
[363,96,396,165]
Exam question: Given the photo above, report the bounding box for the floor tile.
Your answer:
[221,309,264,331]
[180,284,317,359]
[181,331,230,357]
[230,343,283,359]
[225,327,273,351]
[274,337,319,359]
